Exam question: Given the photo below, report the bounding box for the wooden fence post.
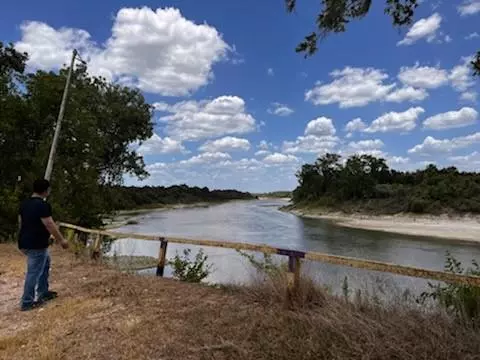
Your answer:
[277,249,305,303]
[157,237,168,276]
[92,233,102,260]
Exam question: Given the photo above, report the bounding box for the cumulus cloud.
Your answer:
[137,134,186,155]
[397,64,449,89]
[268,102,294,116]
[179,152,232,166]
[158,96,256,141]
[305,67,395,108]
[448,151,480,171]
[304,117,336,137]
[408,132,480,155]
[199,136,250,153]
[16,7,230,96]
[423,107,478,130]
[458,0,480,16]
[263,153,299,164]
[254,150,271,157]
[365,107,425,133]
[449,57,475,92]
[344,118,367,134]
[460,91,478,103]
[385,86,429,103]
[283,135,338,154]
[347,139,384,152]
[397,13,442,46]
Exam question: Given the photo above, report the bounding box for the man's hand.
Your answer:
[60,238,69,249]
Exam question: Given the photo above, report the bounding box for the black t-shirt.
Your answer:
[18,197,52,250]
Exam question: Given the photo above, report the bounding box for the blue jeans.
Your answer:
[21,248,50,307]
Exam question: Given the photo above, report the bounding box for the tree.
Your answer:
[285,0,480,77]
[0,41,154,238]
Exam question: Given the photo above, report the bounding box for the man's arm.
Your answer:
[41,217,69,249]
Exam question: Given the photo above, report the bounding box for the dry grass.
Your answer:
[1,244,480,360]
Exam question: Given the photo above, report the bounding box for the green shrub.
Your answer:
[169,248,213,283]
[408,198,428,213]
[419,252,480,326]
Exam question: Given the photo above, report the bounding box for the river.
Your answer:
[110,199,480,295]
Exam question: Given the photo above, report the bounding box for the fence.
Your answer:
[59,222,480,293]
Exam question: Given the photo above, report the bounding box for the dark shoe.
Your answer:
[20,301,43,312]
[38,291,58,302]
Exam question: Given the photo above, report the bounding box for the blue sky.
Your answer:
[2,0,479,192]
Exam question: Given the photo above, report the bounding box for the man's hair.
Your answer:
[33,179,50,194]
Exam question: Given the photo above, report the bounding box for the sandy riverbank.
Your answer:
[287,208,480,243]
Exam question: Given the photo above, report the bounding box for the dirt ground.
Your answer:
[1,243,480,360]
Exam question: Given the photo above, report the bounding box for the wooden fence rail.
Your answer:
[59,222,480,290]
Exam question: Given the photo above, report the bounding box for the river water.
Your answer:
[111,199,480,295]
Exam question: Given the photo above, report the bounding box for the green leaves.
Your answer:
[0,41,154,238]
[169,248,213,283]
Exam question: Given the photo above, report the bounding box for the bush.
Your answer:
[419,252,480,326]
[408,197,428,213]
[169,248,213,283]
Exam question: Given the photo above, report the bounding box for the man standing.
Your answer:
[18,179,69,311]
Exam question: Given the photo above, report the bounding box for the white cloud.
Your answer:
[267,68,274,76]
[408,132,480,155]
[444,34,452,43]
[465,32,479,40]
[387,156,410,166]
[347,139,384,152]
[16,7,230,96]
[305,117,336,137]
[448,151,480,171]
[199,136,250,153]
[305,67,395,108]
[458,0,480,16]
[263,153,299,164]
[159,96,256,141]
[397,64,449,89]
[344,118,367,134]
[365,107,425,133]
[283,135,338,154]
[341,139,386,158]
[460,91,478,103]
[385,86,429,103]
[423,107,478,130]
[449,57,475,92]
[255,150,271,157]
[258,140,270,150]
[137,134,186,155]
[268,102,294,116]
[180,152,231,166]
[397,13,442,46]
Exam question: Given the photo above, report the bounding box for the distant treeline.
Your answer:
[257,191,292,198]
[292,153,480,215]
[107,185,254,210]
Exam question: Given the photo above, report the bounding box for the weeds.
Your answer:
[169,248,213,283]
[419,251,480,326]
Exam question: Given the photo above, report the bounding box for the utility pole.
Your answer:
[44,49,77,181]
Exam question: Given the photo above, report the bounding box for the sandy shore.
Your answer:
[287,208,480,243]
